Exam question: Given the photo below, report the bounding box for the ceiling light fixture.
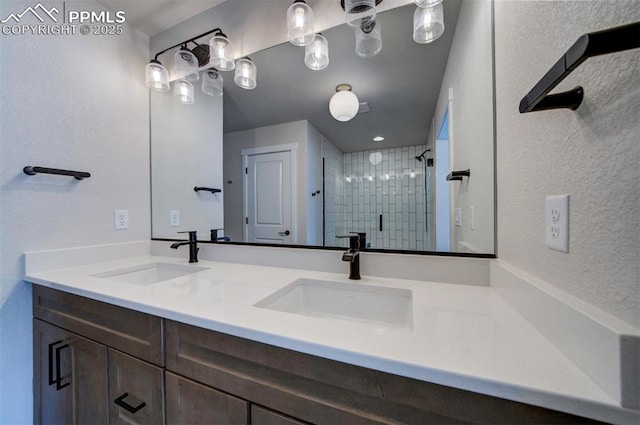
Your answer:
[305,33,329,70]
[413,1,445,44]
[287,0,315,46]
[373,136,384,142]
[329,84,359,122]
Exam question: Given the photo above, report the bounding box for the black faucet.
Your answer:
[210,228,231,242]
[337,234,361,280]
[170,231,199,263]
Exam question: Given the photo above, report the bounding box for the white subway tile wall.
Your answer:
[322,140,434,251]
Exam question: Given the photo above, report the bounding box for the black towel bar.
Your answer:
[519,22,640,113]
[446,169,470,181]
[194,186,222,194]
[23,166,90,180]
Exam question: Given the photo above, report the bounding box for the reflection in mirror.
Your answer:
[151,0,495,255]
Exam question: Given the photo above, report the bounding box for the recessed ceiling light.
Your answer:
[373,136,384,142]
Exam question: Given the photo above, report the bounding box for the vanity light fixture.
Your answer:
[174,80,195,104]
[209,31,235,71]
[413,1,445,44]
[329,84,359,122]
[174,46,200,81]
[355,20,382,58]
[414,0,442,7]
[304,33,329,70]
[342,0,383,28]
[145,60,170,91]
[145,27,244,103]
[234,58,257,90]
[287,0,315,46]
[202,68,223,96]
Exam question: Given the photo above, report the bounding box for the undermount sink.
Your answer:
[254,278,413,328]
[92,262,208,285]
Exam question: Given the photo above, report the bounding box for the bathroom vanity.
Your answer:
[25,243,636,424]
[33,285,600,424]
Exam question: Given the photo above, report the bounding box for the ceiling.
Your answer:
[223,1,461,153]
[98,0,227,36]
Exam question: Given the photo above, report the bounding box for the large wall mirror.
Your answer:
[151,0,495,255]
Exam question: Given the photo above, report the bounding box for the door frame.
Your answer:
[241,143,298,244]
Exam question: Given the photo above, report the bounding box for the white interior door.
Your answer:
[245,151,293,244]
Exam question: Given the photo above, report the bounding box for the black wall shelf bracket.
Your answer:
[446,169,470,181]
[194,186,222,194]
[23,166,90,180]
[519,21,640,113]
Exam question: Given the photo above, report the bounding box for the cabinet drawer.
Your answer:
[251,405,310,425]
[33,285,164,366]
[108,349,164,425]
[166,372,248,424]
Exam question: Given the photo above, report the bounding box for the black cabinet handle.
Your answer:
[114,393,146,414]
[47,340,70,391]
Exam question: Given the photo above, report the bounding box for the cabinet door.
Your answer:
[34,319,108,424]
[108,349,164,425]
[251,405,310,425]
[166,372,248,424]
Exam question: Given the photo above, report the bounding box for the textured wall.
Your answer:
[0,1,150,422]
[495,0,639,328]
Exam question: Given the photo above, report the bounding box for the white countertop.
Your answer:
[25,255,638,424]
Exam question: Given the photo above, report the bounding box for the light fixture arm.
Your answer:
[151,27,225,61]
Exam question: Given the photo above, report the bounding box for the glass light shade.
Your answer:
[415,0,442,7]
[287,1,315,46]
[174,48,199,81]
[304,34,329,70]
[413,2,445,44]
[145,61,170,91]
[329,89,359,122]
[234,58,257,90]
[209,34,235,71]
[344,0,376,28]
[202,68,223,97]
[174,80,195,104]
[355,21,382,58]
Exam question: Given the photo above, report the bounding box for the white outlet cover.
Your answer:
[454,207,462,227]
[545,195,569,252]
[114,210,129,230]
[170,210,180,227]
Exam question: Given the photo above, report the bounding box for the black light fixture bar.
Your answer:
[23,166,90,181]
[519,22,639,113]
[152,27,224,61]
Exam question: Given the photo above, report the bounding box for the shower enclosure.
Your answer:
[323,143,434,251]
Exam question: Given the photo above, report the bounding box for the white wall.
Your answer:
[494,0,639,328]
[224,120,309,242]
[150,83,224,240]
[0,1,150,422]
[431,0,495,253]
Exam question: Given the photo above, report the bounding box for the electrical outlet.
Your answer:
[114,210,129,230]
[469,206,475,230]
[545,195,569,252]
[454,207,462,227]
[170,210,180,227]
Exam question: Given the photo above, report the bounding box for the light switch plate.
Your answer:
[546,195,569,252]
[455,207,462,227]
[469,206,475,230]
[170,210,180,227]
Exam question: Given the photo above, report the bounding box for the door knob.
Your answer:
[278,230,290,236]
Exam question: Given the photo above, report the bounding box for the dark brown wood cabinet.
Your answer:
[33,319,108,424]
[33,286,602,425]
